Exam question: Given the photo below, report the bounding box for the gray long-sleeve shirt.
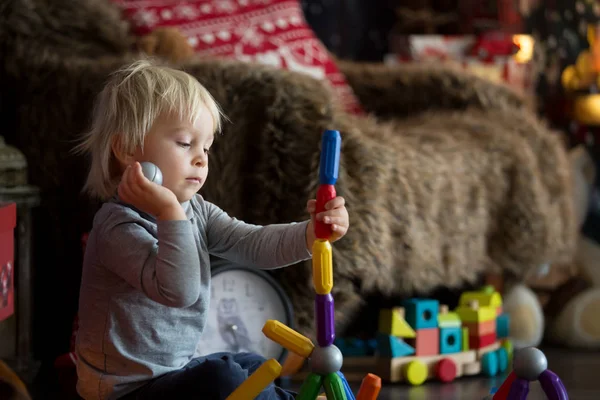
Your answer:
[75,194,311,400]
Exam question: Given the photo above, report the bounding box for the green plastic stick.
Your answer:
[296,373,324,400]
[324,373,348,400]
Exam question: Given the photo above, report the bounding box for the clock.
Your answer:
[195,257,295,364]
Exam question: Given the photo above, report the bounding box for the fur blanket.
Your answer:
[0,0,576,350]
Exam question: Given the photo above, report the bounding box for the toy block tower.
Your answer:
[455,298,496,349]
[437,305,462,354]
[458,286,510,342]
[403,299,440,356]
[376,307,416,357]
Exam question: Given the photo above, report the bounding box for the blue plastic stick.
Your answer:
[319,130,341,185]
[336,371,356,400]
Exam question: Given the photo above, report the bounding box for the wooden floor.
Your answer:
[284,347,600,400]
[20,346,600,399]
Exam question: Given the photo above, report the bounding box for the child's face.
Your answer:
[134,106,215,203]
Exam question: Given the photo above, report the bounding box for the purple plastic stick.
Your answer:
[315,293,335,346]
[539,369,569,400]
[507,378,529,400]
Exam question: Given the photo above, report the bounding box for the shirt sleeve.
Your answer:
[203,200,312,269]
[97,210,201,308]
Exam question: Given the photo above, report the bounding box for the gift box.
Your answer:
[385,33,537,97]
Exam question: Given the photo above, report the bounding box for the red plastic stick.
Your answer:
[314,184,336,239]
[493,371,517,400]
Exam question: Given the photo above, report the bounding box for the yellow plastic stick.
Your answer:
[226,359,282,400]
[262,320,315,358]
[312,239,333,295]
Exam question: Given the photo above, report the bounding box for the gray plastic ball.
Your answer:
[513,347,548,381]
[309,345,343,375]
[140,162,163,185]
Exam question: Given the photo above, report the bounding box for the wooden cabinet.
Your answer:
[0,202,16,322]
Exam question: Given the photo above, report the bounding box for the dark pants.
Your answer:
[120,352,296,400]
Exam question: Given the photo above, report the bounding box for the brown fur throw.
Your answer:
[0,0,576,348]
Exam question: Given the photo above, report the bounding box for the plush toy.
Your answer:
[497,145,596,350]
[136,27,196,64]
[545,146,600,348]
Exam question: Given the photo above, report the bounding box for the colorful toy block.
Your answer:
[501,339,513,364]
[469,332,497,349]
[439,326,462,354]
[496,313,510,339]
[459,286,503,316]
[376,333,415,357]
[404,360,428,385]
[481,350,498,377]
[402,298,440,330]
[435,358,458,383]
[455,300,496,323]
[496,347,509,373]
[378,308,416,338]
[462,327,470,351]
[437,305,461,328]
[462,319,496,337]
[459,287,502,308]
[407,327,439,356]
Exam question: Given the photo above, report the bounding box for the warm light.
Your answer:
[513,34,534,63]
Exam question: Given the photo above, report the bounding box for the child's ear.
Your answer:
[111,135,135,166]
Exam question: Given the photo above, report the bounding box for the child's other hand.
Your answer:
[307,196,349,242]
[118,162,184,220]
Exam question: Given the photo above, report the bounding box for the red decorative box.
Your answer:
[0,202,16,321]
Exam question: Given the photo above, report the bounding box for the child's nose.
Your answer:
[194,153,207,167]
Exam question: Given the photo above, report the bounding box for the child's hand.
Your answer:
[118,162,185,220]
[307,196,349,242]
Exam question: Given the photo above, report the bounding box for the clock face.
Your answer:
[195,267,292,362]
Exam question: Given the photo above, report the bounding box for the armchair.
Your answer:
[0,0,576,362]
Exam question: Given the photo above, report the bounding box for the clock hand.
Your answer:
[228,324,241,352]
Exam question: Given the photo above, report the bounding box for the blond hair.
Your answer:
[74,58,223,200]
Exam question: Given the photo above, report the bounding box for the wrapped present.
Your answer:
[385,33,537,97]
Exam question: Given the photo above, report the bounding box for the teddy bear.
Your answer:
[545,144,600,348]
[505,144,600,350]
[494,144,596,350]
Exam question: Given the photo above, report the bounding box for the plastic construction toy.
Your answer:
[226,130,382,400]
[488,347,568,400]
[140,161,163,185]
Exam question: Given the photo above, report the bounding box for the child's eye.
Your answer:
[204,149,210,155]
[177,142,191,148]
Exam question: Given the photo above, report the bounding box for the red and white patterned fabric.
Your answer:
[112,0,364,115]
